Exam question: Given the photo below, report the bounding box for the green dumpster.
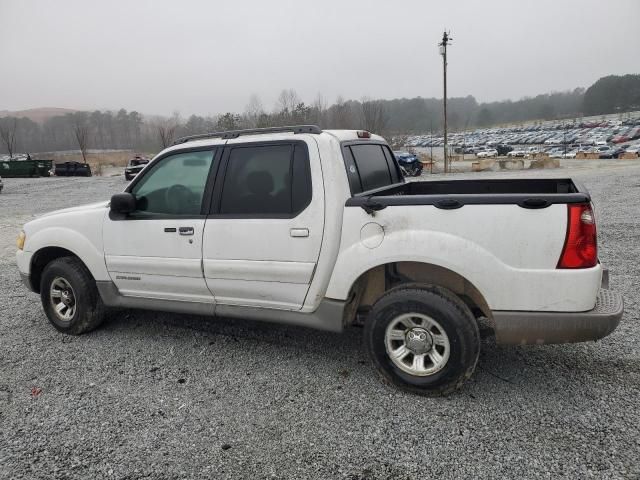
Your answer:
[0,160,53,177]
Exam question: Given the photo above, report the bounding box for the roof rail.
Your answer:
[173,125,322,145]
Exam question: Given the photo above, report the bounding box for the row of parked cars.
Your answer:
[404,114,640,152]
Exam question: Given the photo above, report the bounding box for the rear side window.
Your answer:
[219,143,311,216]
[344,144,401,194]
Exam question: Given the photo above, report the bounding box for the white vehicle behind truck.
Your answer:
[16,125,623,395]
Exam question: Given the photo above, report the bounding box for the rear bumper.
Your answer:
[493,288,623,345]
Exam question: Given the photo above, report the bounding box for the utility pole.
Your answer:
[439,31,452,173]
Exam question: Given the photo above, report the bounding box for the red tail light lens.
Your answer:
[557,203,597,269]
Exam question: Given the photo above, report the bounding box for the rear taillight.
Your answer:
[557,203,597,269]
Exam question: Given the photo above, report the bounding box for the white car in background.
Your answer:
[477,148,498,158]
[507,149,526,157]
[625,145,640,154]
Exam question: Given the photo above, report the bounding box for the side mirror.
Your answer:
[110,192,136,214]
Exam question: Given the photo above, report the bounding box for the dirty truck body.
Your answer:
[16,126,623,394]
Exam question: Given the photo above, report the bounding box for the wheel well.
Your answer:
[30,247,78,293]
[345,261,492,326]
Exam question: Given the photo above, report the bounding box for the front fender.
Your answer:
[22,210,109,282]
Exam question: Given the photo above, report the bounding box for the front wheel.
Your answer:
[40,257,106,335]
[364,285,480,396]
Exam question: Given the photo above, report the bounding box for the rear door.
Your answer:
[202,138,324,310]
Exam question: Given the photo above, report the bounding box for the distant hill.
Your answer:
[0,107,78,123]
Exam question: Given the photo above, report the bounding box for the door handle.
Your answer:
[179,226,194,236]
[290,228,309,238]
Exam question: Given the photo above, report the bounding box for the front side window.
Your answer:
[131,150,214,216]
[219,143,311,216]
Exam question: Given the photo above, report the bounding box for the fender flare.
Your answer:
[325,230,508,308]
[27,227,109,282]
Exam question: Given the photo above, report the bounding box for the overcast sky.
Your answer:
[1,0,638,117]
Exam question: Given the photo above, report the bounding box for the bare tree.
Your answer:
[312,93,328,127]
[0,117,18,158]
[275,89,301,114]
[360,98,387,134]
[244,94,264,127]
[71,114,90,163]
[330,95,353,129]
[156,112,181,148]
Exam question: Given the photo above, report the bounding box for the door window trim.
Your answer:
[207,140,312,219]
[339,140,404,196]
[115,146,222,220]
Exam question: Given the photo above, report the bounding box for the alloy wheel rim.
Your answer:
[49,276,76,323]
[384,313,450,376]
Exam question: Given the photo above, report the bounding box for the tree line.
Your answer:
[1,74,638,158]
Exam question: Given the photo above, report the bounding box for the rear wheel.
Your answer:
[40,257,106,335]
[364,285,480,396]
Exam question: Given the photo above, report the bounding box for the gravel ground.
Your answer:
[1,163,639,479]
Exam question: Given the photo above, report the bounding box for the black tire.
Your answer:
[40,256,106,335]
[413,166,423,177]
[124,174,131,181]
[364,285,480,396]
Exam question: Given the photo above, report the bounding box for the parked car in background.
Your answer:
[624,144,640,154]
[496,144,513,156]
[395,153,423,176]
[477,148,498,158]
[124,155,150,181]
[54,161,92,177]
[507,149,526,158]
[599,147,625,159]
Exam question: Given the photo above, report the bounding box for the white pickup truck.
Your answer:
[16,126,623,395]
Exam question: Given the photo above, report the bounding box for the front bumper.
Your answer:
[493,288,623,345]
[20,272,33,291]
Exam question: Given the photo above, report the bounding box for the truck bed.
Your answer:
[347,178,590,210]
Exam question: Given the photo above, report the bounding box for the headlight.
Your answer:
[16,230,26,250]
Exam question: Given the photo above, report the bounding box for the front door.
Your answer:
[202,138,324,310]
[103,148,219,304]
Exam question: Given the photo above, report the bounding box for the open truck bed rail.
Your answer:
[346,178,590,210]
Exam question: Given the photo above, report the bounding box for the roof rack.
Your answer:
[173,125,322,145]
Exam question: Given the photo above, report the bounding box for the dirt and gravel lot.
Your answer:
[1,162,639,479]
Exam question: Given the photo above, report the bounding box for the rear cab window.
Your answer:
[342,142,402,194]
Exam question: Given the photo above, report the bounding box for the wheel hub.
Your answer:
[50,277,77,322]
[61,290,73,305]
[405,327,433,354]
[384,313,451,377]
